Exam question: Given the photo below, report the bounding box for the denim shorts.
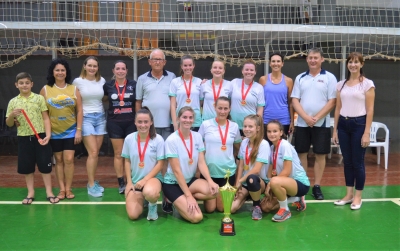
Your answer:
[82,112,107,136]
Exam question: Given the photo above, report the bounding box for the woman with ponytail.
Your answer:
[231,115,270,220]
[122,107,165,221]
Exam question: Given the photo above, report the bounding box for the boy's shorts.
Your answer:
[18,133,52,174]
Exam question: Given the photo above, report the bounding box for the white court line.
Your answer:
[0,198,399,205]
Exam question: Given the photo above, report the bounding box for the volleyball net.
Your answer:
[0,0,399,68]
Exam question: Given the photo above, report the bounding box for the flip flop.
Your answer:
[22,197,34,205]
[47,196,60,204]
[57,190,66,200]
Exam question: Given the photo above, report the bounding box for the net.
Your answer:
[0,0,399,68]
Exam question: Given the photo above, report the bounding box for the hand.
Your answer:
[233,183,242,201]
[264,183,271,196]
[304,115,317,127]
[74,130,82,145]
[288,123,294,135]
[10,108,22,118]
[361,133,370,148]
[39,136,50,146]
[14,118,20,127]
[332,132,339,145]
[186,195,200,215]
[208,181,219,196]
[125,183,134,198]
[201,79,208,84]
[173,123,178,131]
[134,179,146,190]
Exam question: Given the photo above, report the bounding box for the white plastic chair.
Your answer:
[368,122,390,169]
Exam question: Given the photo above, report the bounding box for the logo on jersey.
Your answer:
[127,86,134,91]
[111,94,118,100]
[114,108,132,114]
[47,95,75,109]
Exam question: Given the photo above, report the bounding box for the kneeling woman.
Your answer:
[265,120,310,222]
[122,107,165,221]
[231,115,271,220]
[163,107,219,223]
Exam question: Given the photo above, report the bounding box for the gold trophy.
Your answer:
[219,169,237,236]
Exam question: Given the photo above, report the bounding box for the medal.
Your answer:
[115,79,127,107]
[178,129,193,167]
[241,79,253,106]
[216,118,229,152]
[119,101,125,106]
[137,133,150,169]
[183,76,192,105]
[244,165,249,171]
[272,140,282,177]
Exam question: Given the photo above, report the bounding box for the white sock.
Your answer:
[149,202,157,206]
[278,199,289,211]
[287,197,300,203]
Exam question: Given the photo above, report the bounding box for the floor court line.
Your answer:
[0,198,399,205]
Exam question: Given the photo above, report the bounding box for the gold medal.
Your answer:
[240,100,246,105]
[186,98,191,103]
[139,162,145,168]
[221,145,227,151]
[272,169,277,177]
[244,165,249,171]
[188,158,194,165]
[119,101,125,106]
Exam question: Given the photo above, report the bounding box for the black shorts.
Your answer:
[18,134,52,174]
[107,119,136,139]
[50,138,75,152]
[162,177,197,203]
[200,174,236,187]
[191,127,200,132]
[294,180,310,197]
[294,126,331,154]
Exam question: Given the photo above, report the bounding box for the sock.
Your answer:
[253,200,261,207]
[149,202,157,206]
[117,177,125,186]
[287,197,300,203]
[278,198,289,211]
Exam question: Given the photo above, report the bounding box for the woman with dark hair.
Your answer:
[198,96,241,213]
[122,107,165,221]
[332,52,375,210]
[40,58,83,200]
[170,54,202,131]
[231,115,270,220]
[103,60,137,194]
[73,56,106,197]
[259,53,294,139]
[230,59,265,136]
[163,106,219,223]
[264,120,309,222]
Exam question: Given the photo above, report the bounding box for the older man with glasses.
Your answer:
[135,49,176,140]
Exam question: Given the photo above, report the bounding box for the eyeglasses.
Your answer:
[150,58,165,62]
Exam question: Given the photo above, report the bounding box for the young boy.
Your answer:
[6,72,59,204]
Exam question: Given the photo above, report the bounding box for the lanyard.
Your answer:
[212,79,223,103]
[137,133,150,168]
[241,79,253,105]
[21,109,41,140]
[272,140,282,176]
[115,79,127,106]
[216,118,229,151]
[178,129,193,165]
[245,143,251,166]
[182,76,192,103]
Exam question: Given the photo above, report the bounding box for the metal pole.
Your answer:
[214,32,218,60]
[133,42,138,81]
[340,46,346,80]
[51,40,57,59]
[264,43,269,76]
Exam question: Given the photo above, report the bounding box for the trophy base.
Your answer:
[220,219,235,236]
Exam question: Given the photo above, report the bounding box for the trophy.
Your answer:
[219,169,237,236]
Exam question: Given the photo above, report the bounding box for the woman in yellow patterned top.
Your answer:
[40,58,83,200]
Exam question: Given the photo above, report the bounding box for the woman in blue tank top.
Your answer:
[259,53,294,140]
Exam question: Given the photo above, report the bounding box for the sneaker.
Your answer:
[312,185,324,200]
[147,204,159,221]
[162,199,173,213]
[118,182,126,194]
[87,183,102,197]
[251,206,262,220]
[292,196,306,212]
[94,181,104,193]
[272,208,291,222]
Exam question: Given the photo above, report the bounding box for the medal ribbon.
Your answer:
[21,109,41,140]
[245,143,251,166]
[137,133,150,165]
[178,129,193,162]
[241,79,253,102]
[115,79,127,103]
[216,118,229,147]
[182,76,192,101]
[272,140,282,173]
[212,79,223,102]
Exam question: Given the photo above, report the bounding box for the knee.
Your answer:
[114,153,123,160]
[127,211,140,221]
[269,177,279,188]
[63,157,74,166]
[144,189,160,202]
[246,174,261,192]
[188,213,203,224]
[88,150,99,157]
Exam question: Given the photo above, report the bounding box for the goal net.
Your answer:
[0,0,399,68]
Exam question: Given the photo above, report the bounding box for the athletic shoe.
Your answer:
[292,196,306,212]
[251,206,262,220]
[87,183,102,197]
[118,183,126,194]
[312,185,324,200]
[162,199,173,213]
[147,204,159,221]
[272,208,292,222]
[94,180,104,193]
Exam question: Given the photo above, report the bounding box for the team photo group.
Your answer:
[5,47,375,223]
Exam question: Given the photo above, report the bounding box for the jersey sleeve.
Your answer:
[199,82,205,101]
[327,73,338,100]
[156,135,166,160]
[135,77,143,100]
[364,79,375,92]
[256,85,265,107]
[291,75,301,99]
[237,139,247,159]
[169,78,178,97]
[281,141,294,161]
[103,82,109,96]
[39,95,48,112]
[165,135,179,158]
[233,124,242,143]
[198,122,206,140]
[255,140,270,164]
[121,134,132,159]
[5,99,15,118]
[196,133,205,152]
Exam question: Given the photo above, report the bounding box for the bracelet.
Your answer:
[77,128,82,131]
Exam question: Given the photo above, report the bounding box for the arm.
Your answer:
[238,161,263,184]
[332,91,341,144]
[5,109,21,127]
[135,100,142,112]
[135,160,165,189]
[256,106,264,118]
[74,89,83,145]
[124,158,134,197]
[362,88,375,145]
[312,98,336,123]
[197,152,219,195]
[40,111,51,145]
[286,77,295,133]
[170,96,178,131]
[259,76,267,86]
[233,142,240,159]
[278,160,292,177]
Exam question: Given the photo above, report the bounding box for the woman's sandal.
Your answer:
[66,190,75,199]
[57,190,66,200]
